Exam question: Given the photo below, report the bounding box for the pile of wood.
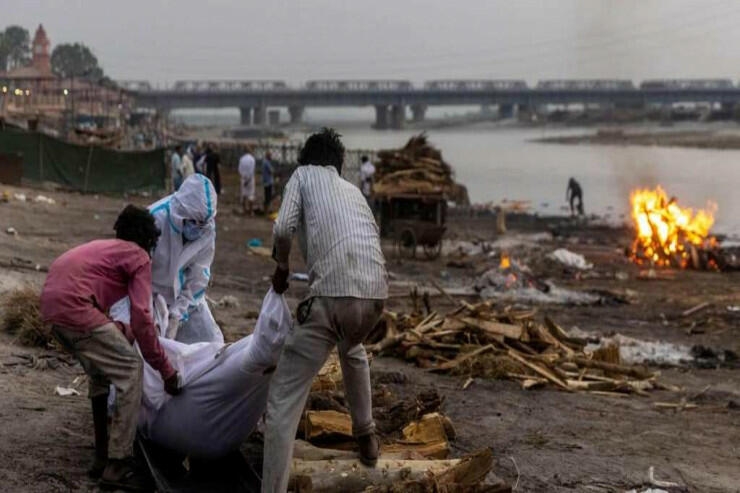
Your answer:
[291,356,510,492]
[374,134,469,204]
[367,301,671,395]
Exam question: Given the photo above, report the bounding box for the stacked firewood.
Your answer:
[291,356,510,492]
[367,301,670,395]
[373,134,469,204]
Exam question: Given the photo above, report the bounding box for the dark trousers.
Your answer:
[264,185,273,210]
[570,192,584,215]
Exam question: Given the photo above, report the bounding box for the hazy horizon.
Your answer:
[3,0,740,85]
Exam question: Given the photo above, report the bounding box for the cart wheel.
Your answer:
[396,229,417,259]
[423,241,442,260]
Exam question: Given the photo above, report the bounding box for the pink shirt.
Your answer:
[41,239,175,379]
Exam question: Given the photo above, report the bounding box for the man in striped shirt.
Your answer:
[263,128,388,492]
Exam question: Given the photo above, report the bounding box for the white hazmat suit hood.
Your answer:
[148,174,223,343]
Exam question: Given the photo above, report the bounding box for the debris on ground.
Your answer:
[33,195,56,205]
[3,352,74,370]
[474,259,603,305]
[548,248,593,270]
[0,287,52,347]
[209,295,240,309]
[54,386,80,397]
[367,303,670,395]
[373,134,469,204]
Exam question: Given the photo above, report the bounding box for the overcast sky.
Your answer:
[3,0,740,86]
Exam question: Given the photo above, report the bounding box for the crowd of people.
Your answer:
[170,142,279,216]
[39,128,388,492]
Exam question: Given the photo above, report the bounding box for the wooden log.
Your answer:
[430,344,496,372]
[383,440,450,459]
[400,412,449,445]
[460,317,523,340]
[522,378,547,390]
[565,379,618,392]
[305,410,353,442]
[293,440,357,461]
[569,356,654,380]
[529,323,575,357]
[290,457,462,493]
[366,313,439,353]
[507,350,571,391]
[681,301,711,317]
[435,448,494,486]
[543,316,587,350]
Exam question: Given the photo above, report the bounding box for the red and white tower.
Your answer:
[31,24,51,75]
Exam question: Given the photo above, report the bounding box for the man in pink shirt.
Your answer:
[41,205,180,491]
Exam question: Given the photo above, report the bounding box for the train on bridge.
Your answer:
[117,78,740,92]
[114,77,740,130]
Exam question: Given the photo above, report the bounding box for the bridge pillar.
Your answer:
[253,105,267,126]
[498,104,515,118]
[239,107,252,125]
[389,105,405,129]
[411,104,427,122]
[288,106,305,124]
[374,105,390,129]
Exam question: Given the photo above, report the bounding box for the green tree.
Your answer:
[2,25,30,69]
[50,43,104,79]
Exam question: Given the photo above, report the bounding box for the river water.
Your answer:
[338,125,740,235]
[176,110,740,234]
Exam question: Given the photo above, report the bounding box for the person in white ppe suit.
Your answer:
[148,174,223,344]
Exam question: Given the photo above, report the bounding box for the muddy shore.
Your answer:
[0,171,738,492]
[535,127,740,150]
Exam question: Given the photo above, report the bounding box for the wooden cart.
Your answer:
[374,192,447,259]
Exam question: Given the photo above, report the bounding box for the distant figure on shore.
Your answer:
[171,145,184,192]
[359,155,375,207]
[238,146,256,215]
[182,148,195,179]
[262,151,275,213]
[193,143,206,174]
[204,144,222,195]
[566,177,584,216]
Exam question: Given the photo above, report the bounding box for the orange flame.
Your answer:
[630,186,716,268]
[500,253,511,269]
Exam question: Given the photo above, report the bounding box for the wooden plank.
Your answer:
[401,413,449,445]
[382,440,450,459]
[460,317,523,340]
[681,301,711,317]
[507,350,571,391]
[304,410,353,442]
[570,356,654,380]
[429,344,495,372]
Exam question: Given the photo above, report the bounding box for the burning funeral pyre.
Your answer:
[630,186,717,269]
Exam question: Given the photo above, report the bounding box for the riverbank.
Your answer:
[0,176,738,491]
[535,127,740,150]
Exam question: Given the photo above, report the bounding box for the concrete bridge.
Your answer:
[118,79,740,129]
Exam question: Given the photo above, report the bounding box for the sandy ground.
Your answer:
[0,174,739,492]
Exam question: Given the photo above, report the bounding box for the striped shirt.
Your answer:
[274,165,388,299]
